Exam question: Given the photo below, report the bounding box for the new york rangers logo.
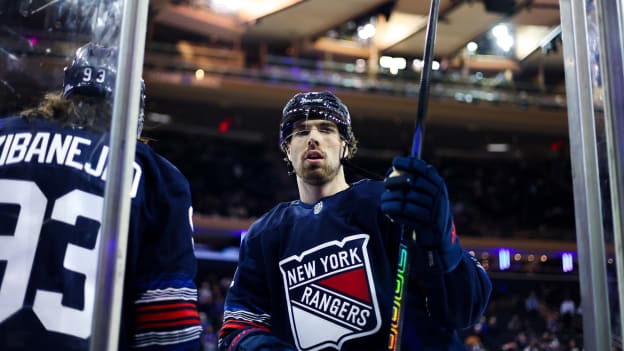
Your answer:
[279,234,381,351]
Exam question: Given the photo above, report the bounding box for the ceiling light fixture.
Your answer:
[492,24,514,52]
[358,23,376,40]
[211,0,242,14]
[380,56,406,75]
[466,41,478,52]
[492,24,509,38]
[487,143,509,152]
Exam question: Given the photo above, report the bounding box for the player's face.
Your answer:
[287,119,346,185]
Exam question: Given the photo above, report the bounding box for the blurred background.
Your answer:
[1,0,617,350]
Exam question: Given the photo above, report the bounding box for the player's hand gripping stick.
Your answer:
[383,0,439,349]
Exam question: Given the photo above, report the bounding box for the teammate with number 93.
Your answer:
[0,43,201,350]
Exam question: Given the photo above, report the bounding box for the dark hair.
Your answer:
[280,92,359,174]
[280,91,355,153]
[345,135,359,159]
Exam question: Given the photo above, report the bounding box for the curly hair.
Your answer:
[346,135,358,160]
[21,92,112,133]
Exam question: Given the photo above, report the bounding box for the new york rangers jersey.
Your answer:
[220,179,491,351]
[0,116,201,350]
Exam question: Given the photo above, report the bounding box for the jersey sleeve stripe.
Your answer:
[136,275,197,291]
[223,310,271,325]
[133,284,200,348]
[136,302,197,312]
[135,287,198,304]
[136,309,199,323]
[132,337,199,351]
[136,318,201,330]
[134,326,202,341]
[133,325,203,348]
[218,320,271,341]
[220,321,270,331]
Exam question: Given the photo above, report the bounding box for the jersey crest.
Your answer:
[278,234,381,351]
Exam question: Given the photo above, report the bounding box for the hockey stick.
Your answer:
[387,0,440,350]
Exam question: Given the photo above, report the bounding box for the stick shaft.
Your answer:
[412,0,440,159]
[387,1,440,350]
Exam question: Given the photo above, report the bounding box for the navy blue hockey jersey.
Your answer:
[0,116,201,350]
[220,180,491,351]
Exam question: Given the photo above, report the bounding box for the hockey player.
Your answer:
[218,91,492,350]
[0,43,201,350]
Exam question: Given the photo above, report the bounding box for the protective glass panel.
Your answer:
[0,0,123,348]
[585,0,621,348]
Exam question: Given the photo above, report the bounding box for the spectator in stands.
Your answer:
[560,292,576,330]
[199,312,217,351]
[464,335,486,350]
[567,338,580,351]
[507,314,522,332]
[514,331,529,350]
[560,293,575,316]
[485,315,501,349]
[525,290,540,313]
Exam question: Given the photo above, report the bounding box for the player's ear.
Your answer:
[286,144,292,161]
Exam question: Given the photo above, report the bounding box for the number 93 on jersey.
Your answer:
[0,179,103,339]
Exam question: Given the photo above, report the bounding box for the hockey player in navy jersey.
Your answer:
[0,43,201,350]
[219,91,492,351]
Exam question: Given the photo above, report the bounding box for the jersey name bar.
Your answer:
[0,132,142,196]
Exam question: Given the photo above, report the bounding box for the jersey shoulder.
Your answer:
[0,115,76,133]
[1,116,109,145]
[246,201,294,241]
[134,142,189,188]
[246,180,384,241]
[345,178,384,203]
[0,115,27,128]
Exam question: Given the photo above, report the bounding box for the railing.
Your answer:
[144,44,568,111]
[0,34,567,111]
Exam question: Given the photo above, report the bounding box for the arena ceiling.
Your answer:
[0,0,568,153]
[144,0,567,139]
[152,0,563,70]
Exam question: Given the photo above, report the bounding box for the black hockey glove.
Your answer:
[381,157,462,274]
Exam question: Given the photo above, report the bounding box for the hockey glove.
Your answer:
[381,157,462,274]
